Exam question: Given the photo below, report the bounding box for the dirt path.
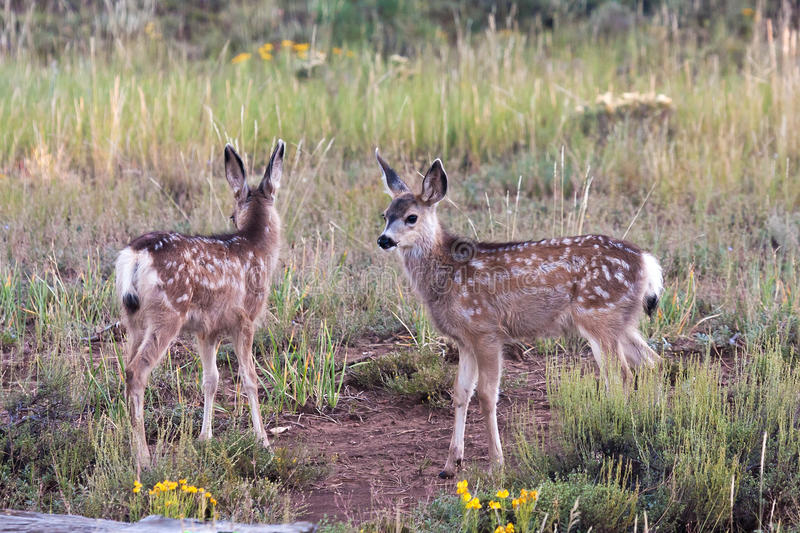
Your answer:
[277,350,555,523]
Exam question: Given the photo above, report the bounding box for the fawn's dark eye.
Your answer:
[405,214,418,225]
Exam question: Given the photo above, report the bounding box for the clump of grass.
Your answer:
[258,323,346,413]
[509,344,800,531]
[348,348,454,407]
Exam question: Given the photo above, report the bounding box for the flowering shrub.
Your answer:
[131,478,217,521]
[456,480,541,533]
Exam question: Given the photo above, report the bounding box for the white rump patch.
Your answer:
[641,252,663,297]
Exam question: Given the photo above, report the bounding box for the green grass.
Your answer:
[2,3,800,531]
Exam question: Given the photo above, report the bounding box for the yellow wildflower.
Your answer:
[496,489,509,499]
[511,498,520,509]
[505,524,515,533]
[281,39,294,48]
[209,497,217,506]
[461,492,472,503]
[297,50,308,59]
[148,489,156,496]
[132,480,142,493]
[188,486,198,493]
[231,53,251,64]
[144,21,162,39]
[530,489,539,501]
[332,47,342,55]
[178,479,187,485]
[489,500,501,510]
[293,43,310,52]
[465,497,482,510]
[259,43,274,60]
[205,492,212,499]
[198,488,205,493]
[456,480,468,495]
[495,527,506,533]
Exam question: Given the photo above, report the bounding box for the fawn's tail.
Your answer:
[115,247,140,313]
[641,252,663,317]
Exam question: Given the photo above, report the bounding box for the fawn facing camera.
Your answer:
[375,149,662,478]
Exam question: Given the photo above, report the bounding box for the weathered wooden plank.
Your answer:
[0,510,317,533]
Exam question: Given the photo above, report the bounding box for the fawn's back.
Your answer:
[409,233,660,344]
[116,143,284,339]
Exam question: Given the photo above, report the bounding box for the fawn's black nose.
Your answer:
[377,235,396,250]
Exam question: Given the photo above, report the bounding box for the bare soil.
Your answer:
[276,346,555,524]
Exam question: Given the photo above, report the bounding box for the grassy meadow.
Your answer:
[1,1,800,531]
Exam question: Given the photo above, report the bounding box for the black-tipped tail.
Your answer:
[123,293,140,313]
[644,294,659,317]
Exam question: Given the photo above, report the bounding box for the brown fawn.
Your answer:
[375,150,662,478]
[116,141,285,468]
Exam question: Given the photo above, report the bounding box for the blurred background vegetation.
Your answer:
[1,0,793,58]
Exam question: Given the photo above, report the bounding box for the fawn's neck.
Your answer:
[239,205,280,249]
[399,219,458,302]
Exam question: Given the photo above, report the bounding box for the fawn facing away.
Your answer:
[116,141,285,468]
[375,150,662,478]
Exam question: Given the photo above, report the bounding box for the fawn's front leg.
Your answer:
[440,344,478,478]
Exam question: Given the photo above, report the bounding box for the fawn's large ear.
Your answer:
[376,148,410,197]
[420,158,447,205]
[225,144,248,198]
[259,139,285,196]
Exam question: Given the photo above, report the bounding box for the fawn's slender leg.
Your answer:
[233,321,270,448]
[124,326,145,366]
[620,328,660,368]
[197,335,219,441]
[441,343,478,478]
[475,339,504,470]
[125,321,180,468]
[577,323,611,390]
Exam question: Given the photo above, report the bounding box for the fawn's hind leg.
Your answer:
[577,323,632,388]
[125,321,180,468]
[618,328,660,368]
[232,321,270,448]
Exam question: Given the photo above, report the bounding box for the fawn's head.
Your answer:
[375,150,447,251]
[225,140,285,231]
